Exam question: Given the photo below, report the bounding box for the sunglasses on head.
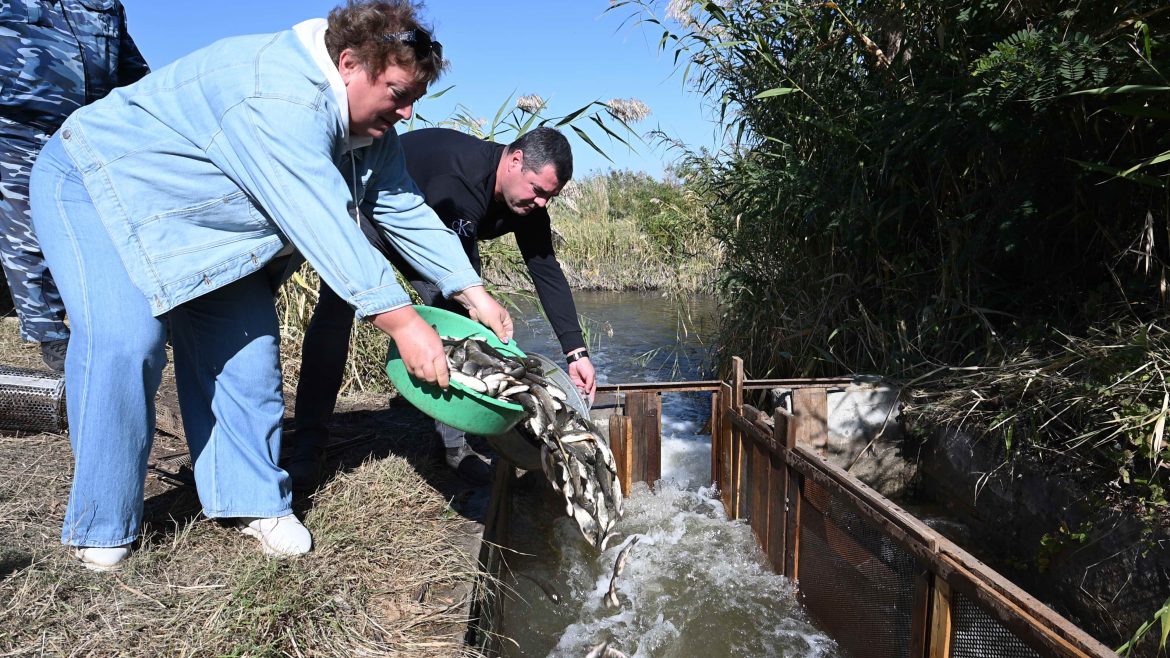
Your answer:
[380,29,443,62]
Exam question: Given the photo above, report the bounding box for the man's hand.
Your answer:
[451,285,514,344]
[567,350,596,404]
[371,306,449,388]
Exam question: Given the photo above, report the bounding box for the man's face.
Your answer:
[499,152,564,215]
[340,50,426,139]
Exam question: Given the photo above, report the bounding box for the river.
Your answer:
[494,291,837,658]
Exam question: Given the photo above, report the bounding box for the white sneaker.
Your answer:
[237,514,312,556]
[75,545,131,571]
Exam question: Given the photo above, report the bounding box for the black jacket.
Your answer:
[397,128,584,354]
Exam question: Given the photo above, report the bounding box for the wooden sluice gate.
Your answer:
[468,358,1117,658]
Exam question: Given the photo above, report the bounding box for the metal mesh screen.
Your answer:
[0,365,66,433]
[952,591,1041,658]
[796,477,918,658]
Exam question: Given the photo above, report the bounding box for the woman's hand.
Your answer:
[451,285,514,344]
[371,306,449,388]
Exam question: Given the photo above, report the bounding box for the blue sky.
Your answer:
[117,1,723,178]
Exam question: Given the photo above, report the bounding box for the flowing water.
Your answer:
[495,291,837,658]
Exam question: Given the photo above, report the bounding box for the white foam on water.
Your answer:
[542,481,837,658]
[500,391,836,657]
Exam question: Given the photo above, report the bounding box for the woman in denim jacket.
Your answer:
[28,0,512,571]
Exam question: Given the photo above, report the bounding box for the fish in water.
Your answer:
[584,641,630,658]
[603,536,639,608]
[442,337,623,548]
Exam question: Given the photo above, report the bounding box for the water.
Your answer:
[496,291,837,658]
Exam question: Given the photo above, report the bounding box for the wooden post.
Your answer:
[750,433,769,549]
[627,391,661,486]
[731,357,746,518]
[929,577,954,658]
[609,414,633,494]
[709,391,721,490]
[719,382,734,514]
[783,400,801,580]
[791,387,829,453]
[767,408,788,573]
[910,570,932,658]
[467,460,516,653]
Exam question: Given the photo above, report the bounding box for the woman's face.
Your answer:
[339,49,425,138]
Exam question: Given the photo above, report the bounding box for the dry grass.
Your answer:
[0,316,485,657]
[0,439,480,657]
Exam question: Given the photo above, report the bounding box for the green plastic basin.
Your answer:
[385,305,528,436]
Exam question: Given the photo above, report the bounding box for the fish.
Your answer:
[603,536,639,608]
[441,336,624,548]
[584,641,629,658]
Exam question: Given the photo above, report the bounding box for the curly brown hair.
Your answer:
[324,0,447,85]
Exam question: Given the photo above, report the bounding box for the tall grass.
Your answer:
[612,1,1169,649]
[483,170,719,292]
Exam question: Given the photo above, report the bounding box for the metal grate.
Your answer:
[797,477,918,658]
[0,365,66,433]
[952,591,1041,658]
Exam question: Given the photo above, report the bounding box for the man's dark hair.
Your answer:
[325,0,447,85]
[506,128,573,183]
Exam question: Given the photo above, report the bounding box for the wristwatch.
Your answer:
[565,349,590,364]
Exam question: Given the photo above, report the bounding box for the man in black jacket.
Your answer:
[289,127,596,488]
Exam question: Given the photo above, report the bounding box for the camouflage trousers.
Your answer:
[0,117,68,343]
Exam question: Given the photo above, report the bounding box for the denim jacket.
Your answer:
[54,25,479,318]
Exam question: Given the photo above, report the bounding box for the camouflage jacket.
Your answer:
[0,0,148,130]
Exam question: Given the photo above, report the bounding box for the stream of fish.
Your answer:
[493,292,838,658]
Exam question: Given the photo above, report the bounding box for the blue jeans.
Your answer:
[31,135,292,548]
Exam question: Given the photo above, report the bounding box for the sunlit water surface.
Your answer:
[496,291,837,658]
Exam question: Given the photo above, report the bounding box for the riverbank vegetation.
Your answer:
[612,0,1168,651]
[483,169,718,292]
[276,166,718,396]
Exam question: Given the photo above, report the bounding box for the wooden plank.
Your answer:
[719,383,734,515]
[709,391,721,489]
[784,401,800,580]
[910,570,931,658]
[791,387,828,454]
[608,415,631,495]
[731,356,745,409]
[784,469,801,580]
[468,460,517,654]
[593,376,853,396]
[767,409,788,573]
[751,434,769,550]
[928,577,953,658]
[939,556,1111,658]
[599,381,721,393]
[738,423,754,521]
[627,391,661,486]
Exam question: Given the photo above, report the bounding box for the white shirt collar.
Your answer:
[293,18,373,152]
